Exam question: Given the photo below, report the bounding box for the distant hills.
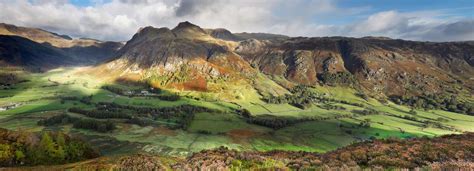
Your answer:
[1,21,473,98]
[205,28,289,41]
[0,35,72,69]
[0,23,122,70]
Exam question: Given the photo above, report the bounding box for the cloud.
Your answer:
[0,0,472,42]
[415,20,474,41]
[351,11,409,34]
[175,0,213,17]
[342,10,474,41]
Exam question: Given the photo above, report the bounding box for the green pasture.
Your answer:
[1,67,474,157]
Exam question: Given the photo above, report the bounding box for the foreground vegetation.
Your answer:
[172,133,474,169]
[0,128,98,167]
[24,133,474,170]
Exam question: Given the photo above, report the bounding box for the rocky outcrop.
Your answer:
[103,21,258,92]
[206,28,240,41]
[236,37,474,96]
[59,21,472,98]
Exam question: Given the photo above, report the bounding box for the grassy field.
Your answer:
[1,67,474,157]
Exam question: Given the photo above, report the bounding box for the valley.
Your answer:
[0,21,473,169]
[1,66,473,158]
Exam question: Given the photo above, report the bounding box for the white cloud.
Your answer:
[342,10,474,41]
[351,11,408,33]
[0,0,472,41]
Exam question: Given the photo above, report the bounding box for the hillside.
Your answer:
[0,23,117,48]
[8,132,473,170]
[0,23,122,65]
[97,21,474,103]
[236,37,474,97]
[95,21,287,97]
[0,35,76,70]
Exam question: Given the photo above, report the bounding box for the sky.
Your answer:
[0,0,473,41]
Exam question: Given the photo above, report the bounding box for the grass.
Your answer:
[188,112,270,134]
[1,67,474,157]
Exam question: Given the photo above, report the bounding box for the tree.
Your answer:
[39,132,55,164]
[241,109,251,118]
[14,150,25,164]
[56,133,66,147]
[53,134,66,162]
[409,108,417,115]
[0,144,13,165]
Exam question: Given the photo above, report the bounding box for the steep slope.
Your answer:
[0,23,122,63]
[236,37,474,97]
[0,35,77,70]
[97,22,473,99]
[205,28,240,41]
[0,23,74,47]
[98,21,287,97]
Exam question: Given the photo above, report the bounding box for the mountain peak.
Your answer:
[138,26,172,35]
[172,21,207,38]
[206,28,240,41]
[174,21,199,29]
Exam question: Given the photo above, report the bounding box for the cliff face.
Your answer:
[236,37,474,96]
[102,22,259,92]
[93,21,474,97]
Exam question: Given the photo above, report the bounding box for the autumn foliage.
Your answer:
[172,133,474,169]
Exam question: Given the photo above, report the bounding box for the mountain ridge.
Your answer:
[0,23,123,69]
[96,21,473,99]
[1,21,473,99]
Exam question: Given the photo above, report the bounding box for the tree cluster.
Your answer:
[352,108,378,116]
[73,119,116,133]
[358,119,371,128]
[95,102,212,129]
[38,114,116,133]
[390,95,474,115]
[157,94,180,101]
[318,72,356,86]
[246,114,350,129]
[79,95,93,105]
[101,85,179,101]
[69,107,132,119]
[0,129,98,167]
[262,85,364,109]
[101,85,127,96]
[320,104,346,110]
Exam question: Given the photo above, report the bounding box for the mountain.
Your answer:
[236,37,474,97]
[99,21,473,99]
[3,21,470,99]
[205,28,240,41]
[0,23,117,48]
[0,35,76,70]
[205,28,289,41]
[0,23,75,47]
[0,23,122,64]
[97,21,288,96]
